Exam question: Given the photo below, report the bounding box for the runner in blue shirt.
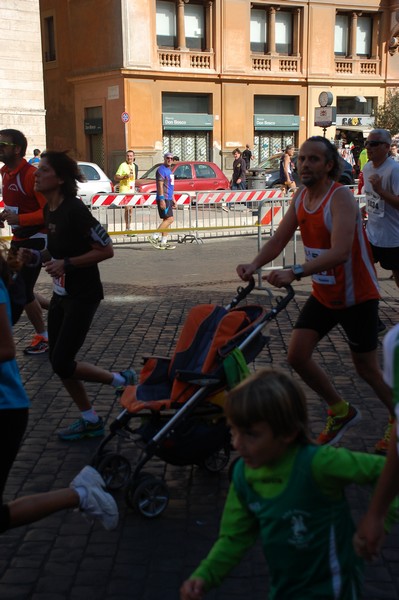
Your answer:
[147,152,176,250]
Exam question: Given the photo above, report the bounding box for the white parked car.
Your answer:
[77,161,114,206]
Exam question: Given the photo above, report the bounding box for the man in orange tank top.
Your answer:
[237,136,394,453]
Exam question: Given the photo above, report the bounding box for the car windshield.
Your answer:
[139,164,160,180]
[78,164,100,181]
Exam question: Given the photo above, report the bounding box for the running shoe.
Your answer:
[375,419,394,455]
[58,417,105,441]
[157,242,176,250]
[23,334,49,355]
[120,369,138,386]
[147,235,160,247]
[317,405,361,445]
[70,466,118,530]
[115,369,138,394]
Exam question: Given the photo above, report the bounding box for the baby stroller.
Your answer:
[92,279,294,518]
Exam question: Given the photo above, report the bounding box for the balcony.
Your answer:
[334,58,380,77]
[158,50,214,71]
[252,55,301,75]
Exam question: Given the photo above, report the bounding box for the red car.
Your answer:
[135,161,230,194]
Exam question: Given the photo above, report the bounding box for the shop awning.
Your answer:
[335,125,373,137]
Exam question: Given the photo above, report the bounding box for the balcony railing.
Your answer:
[335,58,380,77]
[252,55,301,74]
[158,50,214,70]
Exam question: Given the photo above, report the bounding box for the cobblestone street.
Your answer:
[1,236,398,599]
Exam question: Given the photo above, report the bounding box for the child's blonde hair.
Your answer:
[225,368,313,444]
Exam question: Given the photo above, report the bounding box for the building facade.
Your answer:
[39,0,399,177]
[0,1,46,159]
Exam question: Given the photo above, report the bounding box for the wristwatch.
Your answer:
[291,264,304,281]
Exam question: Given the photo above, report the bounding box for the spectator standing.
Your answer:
[237,136,394,451]
[358,144,368,171]
[231,148,246,190]
[242,144,253,170]
[279,145,296,193]
[390,142,399,162]
[28,148,41,167]
[114,150,138,232]
[0,129,48,354]
[180,368,397,600]
[147,152,176,250]
[19,151,136,441]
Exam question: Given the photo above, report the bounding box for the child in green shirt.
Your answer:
[180,368,397,600]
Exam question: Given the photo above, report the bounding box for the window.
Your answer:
[78,165,100,181]
[357,17,372,56]
[156,1,209,52]
[174,165,193,180]
[250,9,267,54]
[250,6,296,55]
[334,15,349,56]
[276,12,292,54]
[43,15,56,62]
[185,4,205,50]
[156,1,177,48]
[194,164,216,178]
[334,13,373,58]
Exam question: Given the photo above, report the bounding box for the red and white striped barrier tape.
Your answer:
[91,192,191,207]
[260,206,283,226]
[196,189,284,204]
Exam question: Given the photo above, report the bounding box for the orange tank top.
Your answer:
[295,182,379,308]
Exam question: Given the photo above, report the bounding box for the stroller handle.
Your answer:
[276,284,295,310]
[229,277,256,309]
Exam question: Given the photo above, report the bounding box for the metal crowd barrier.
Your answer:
[0,188,367,290]
[90,189,291,243]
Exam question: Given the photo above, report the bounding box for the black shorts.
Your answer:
[369,243,399,271]
[157,199,174,220]
[294,295,379,353]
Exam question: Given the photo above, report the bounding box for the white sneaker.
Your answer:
[70,466,119,531]
[147,235,160,247]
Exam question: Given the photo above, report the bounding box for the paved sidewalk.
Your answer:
[1,236,399,599]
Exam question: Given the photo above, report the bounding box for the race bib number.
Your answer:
[365,191,385,217]
[53,274,67,296]
[170,174,175,185]
[304,247,336,285]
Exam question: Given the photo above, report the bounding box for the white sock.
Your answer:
[74,486,88,509]
[81,409,99,423]
[111,372,126,387]
[160,236,168,245]
[38,331,48,340]
[152,233,160,240]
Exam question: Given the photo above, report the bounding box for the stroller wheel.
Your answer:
[201,444,231,473]
[125,476,169,518]
[97,453,131,490]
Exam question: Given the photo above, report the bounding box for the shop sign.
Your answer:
[314,107,336,127]
[336,115,375,127]
[254,115,300,130]
[84,118,103,135]
[163,113,214,130]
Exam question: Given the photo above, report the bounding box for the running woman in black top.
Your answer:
[19,152,136,440]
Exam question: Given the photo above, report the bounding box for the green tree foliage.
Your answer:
[374,89,399,135]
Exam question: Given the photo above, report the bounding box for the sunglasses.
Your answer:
[365,141,387,148]
[0,141,16,147]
